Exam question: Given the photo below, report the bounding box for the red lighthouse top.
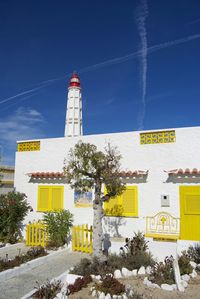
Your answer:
[69,73,81,88]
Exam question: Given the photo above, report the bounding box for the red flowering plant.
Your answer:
[0,191,31,243]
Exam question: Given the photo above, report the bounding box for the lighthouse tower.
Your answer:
[64,73,83,137]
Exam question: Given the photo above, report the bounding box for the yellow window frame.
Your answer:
[37,185,64,212]
[104,186,138,217]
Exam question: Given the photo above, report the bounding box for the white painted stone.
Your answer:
[112,296,118,299]
[143,277,148,285]
[121,267,129,277]
[91,274,96,280]
[99,292,105,299]
[181,274,190,282]
[132,269,137,276]
[190,269,197,278]
[138,266,145,275]
[145,266,151,275]
[149,283,160,289]
[105,294,111,299]
[114,269,122,279]
[55,293,62,299]
[127,270,133,277]
[181,280,188,288]
[122,295,128,299]
[161,284,174,291]
[190,261,197,269]
[95,275,101,280]
[92,290,96,297]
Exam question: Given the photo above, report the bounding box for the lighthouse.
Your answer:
[64,73,83,137]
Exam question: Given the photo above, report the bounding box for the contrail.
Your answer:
[135,0,148,130]
[0,83,50,105]
[78,34,200,74]
[0,92,39,113]
[1,33,200,106]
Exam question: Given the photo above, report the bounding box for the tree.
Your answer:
[0,191,30,243]
[64,141,125,261]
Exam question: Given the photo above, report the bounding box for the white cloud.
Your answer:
[0,107,45,152]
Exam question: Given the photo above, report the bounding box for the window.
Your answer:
[18,141,40,152]
[104,186,138,217]
[140,130,176,144]
[37,186,64,212]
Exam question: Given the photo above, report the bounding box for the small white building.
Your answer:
[14,73,200,259]
[0,165,15,195]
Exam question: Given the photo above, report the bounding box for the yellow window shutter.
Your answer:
[38,186,50,211]
[121,186,138,217]
[51,186,64,210]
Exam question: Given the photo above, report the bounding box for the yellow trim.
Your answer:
[37,185,64,212]
[104,186,138,217]
[145,233,179,240]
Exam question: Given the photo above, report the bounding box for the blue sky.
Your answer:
[0,0,200,165]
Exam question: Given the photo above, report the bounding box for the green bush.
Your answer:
[0,191,30,243]
[33,280,62,299]
[149,256,175,286]
[187,244,200,264]
[95,276,125,296]
[178,252,193,275]
[121,231,149,256]
[43,210,73,248]
[68,275,92,294]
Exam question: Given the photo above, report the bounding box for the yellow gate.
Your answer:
[26,222,48,247]
[180,186,200,241]
[72,224,93,254]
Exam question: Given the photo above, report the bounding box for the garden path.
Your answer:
[0,250,87,299]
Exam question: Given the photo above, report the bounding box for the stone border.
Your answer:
[0,247,69,283]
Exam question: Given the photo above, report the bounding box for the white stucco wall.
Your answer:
[14,127,200,245]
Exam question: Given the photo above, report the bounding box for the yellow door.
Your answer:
[180,186,200,241]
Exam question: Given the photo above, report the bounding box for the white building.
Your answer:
[14,73,200,259]
[0,165,15,195]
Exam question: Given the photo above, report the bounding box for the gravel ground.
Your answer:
[69,275,200,299]
[0,250,87,299]
[0,243,28,260]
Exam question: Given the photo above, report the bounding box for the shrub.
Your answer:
[68,274,92,294]
[95,276,125,296]
[121,232,149,256]
[149,256,175,286]
[70,257,113,276]
[43,210,73,248]
[0,191,30,243]
[33,280,62,299]
[118,232,155,270]
[178,252,193,275]
[187,243,200,264]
